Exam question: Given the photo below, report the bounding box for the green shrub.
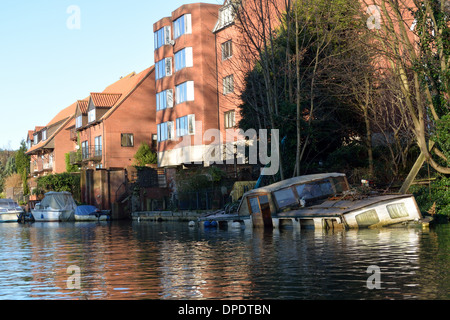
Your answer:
[409,175,450,216]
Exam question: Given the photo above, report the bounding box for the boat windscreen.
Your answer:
[273,188,298,209]
[0,199,20,209]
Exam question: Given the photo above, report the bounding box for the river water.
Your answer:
[0,220,448,300]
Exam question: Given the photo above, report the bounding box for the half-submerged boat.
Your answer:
[0,198,23,222]
[212,173,423,230]
[31,192,77,222]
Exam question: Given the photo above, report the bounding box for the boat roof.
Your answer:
[244,173,346,196]
[277,194,413,218]
[45,191,73,196]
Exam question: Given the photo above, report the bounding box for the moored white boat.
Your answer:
[0,199,23,223]
[31,192,77,222]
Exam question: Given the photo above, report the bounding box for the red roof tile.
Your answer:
[90,93,122,108]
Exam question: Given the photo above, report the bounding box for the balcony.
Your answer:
[69,151,82,165]
[81,146,102,162]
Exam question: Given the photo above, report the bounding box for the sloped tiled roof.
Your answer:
[90,93,122,108]
[26,102,77,155]
[77,99,89,114]
[100,67,154,120]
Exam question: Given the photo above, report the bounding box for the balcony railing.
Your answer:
[81,146,102,162]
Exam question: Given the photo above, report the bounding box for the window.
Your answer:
[274,188,298,209]
[222,40,233,60]
[33,134,39,145]
[356,209,380,228]
[76,115,83,128]
[176,114,195,137]
[88,108,96,123]
[121,133,134,147]
[94,136,102,157]
[387,203,409,219]
[157,121,174,142]
[173,14,192,39]
[175,81,194,104]
[223,75,234,95]
[81,141,89,159]
[224,110,235,128]
[42,130,47,141]
[155,57,172,80]
[174,47,193,72]
[295,180,334,201]
[154,25,172,50]
[248,197,260,214]
[156,89,174,111]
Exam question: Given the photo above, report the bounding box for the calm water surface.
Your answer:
[0,220,448,300]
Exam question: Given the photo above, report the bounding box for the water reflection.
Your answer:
[0,221,448,300]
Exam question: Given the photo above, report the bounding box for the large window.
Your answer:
[222,40,233,60]
[173,14,192,39]
[94,136,102,157]
[176,115,195,137]
[154,26,171,50]
[156,89,174,111]
[223,75,234,95]
[155,57,173,80]
[175,81,195,104]
[157,121,174,142]
[121,133,134,147]
[81,141,89,159]
[174,47,193,72]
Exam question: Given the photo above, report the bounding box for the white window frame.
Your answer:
[223,75,234,95]
[154,25,172,50]
[88,108,96,123]
[175,81,194,104]
[156,57,173,80]
[222,40,233,60]
[174,47,193,72]
[173,14,192,39]
[176,114,195,137]
[224,110,236,128]
[76,115,83,128]
[156,89,174,111]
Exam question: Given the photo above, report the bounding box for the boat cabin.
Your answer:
[237,173,349,228]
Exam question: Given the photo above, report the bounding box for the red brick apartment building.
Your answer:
[73,67,156,170]
[154,0,288,170]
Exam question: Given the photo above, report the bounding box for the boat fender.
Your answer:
[204,221,211,228]
[188,221,195,227]
[210,221,218,227]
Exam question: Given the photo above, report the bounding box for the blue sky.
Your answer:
[0,0,221,150]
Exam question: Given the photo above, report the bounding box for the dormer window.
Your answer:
[42,130,47,141]
[76,115,83,128]
[88,108,96,123]
[33,134,39,145]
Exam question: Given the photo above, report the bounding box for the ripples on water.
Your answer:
[0,221,448,300]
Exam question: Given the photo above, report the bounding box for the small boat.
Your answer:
[230,173,423,230]
[31,192,77,222]
[75,205,111,221]
[0,199,23,223]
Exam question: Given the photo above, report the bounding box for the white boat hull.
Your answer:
[0,212,19,223]
[74,214,109,221]
[32,210,74,222]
